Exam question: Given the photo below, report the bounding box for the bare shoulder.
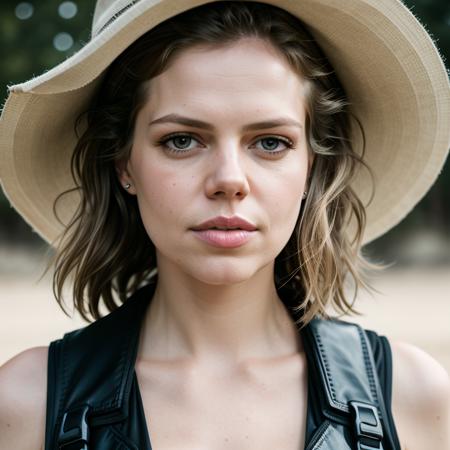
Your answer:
[0,346,49,450]
[390,340,450,450]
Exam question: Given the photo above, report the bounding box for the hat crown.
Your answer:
[92,0,137,37]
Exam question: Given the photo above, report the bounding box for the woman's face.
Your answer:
[119,37,312,285]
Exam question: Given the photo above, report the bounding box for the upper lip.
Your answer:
[191,215,257,231]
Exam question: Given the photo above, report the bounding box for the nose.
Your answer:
[204,143,250,200]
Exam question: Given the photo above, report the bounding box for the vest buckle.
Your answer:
[57,404,90,450]
[349,400,384,450]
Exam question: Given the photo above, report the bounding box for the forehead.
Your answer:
[143,38,307,120]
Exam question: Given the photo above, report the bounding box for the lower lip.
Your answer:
[191,229,256,248]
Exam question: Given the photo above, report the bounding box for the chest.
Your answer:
[135,356,308,450]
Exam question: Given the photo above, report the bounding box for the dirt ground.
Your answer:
[0,253,449,375]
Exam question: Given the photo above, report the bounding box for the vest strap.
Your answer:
[350,400,384,450]
[57,404,90,450]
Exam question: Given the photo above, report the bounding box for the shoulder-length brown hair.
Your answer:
[45,1,375,325]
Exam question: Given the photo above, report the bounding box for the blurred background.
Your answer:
[0,1,449,372]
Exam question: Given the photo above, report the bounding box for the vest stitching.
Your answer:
[314,330,340,406]
[87,308,139,412]
[314,324,380,412]
[87,337,130,412]
[58,338,70,424]
[357,327,379,405]
[114,336,131,405]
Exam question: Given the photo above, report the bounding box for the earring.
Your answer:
[302,191,308,199]
[124,183,131,190]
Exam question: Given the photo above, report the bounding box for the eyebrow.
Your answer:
[148,113,302,131]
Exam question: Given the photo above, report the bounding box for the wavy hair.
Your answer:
[44,1,376,325]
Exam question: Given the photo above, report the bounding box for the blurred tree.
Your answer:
[400,0,450,228]
[0,0,92,242]
[0,0,449,255]
[0,1,92,95]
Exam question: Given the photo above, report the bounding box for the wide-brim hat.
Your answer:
[0,0,449,246]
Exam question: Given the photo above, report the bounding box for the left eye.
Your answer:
[255,137,293,153]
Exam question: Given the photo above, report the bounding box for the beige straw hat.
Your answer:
[0,0,449,246]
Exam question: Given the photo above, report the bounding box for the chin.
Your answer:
[185,260,264,286]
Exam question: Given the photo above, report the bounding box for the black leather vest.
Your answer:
[45,280,401,449]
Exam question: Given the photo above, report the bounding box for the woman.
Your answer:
[0,0,449,449]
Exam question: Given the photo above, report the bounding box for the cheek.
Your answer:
[267,159,307,209]
[270,179,304,223]
[130,160,185,234]
[263,161,307,243]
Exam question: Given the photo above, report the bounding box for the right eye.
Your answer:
[157,133,202,154]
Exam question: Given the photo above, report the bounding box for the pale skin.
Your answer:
[0,38,449,449]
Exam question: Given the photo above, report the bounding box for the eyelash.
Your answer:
[155,132,295,156]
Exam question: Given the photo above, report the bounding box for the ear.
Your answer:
[115,159,137,195]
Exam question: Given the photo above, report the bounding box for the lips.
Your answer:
[191,215,257,231]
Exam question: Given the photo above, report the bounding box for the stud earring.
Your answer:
[302,191,308,199]
[124,183,131,190]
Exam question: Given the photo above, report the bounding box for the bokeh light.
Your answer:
[53,32,74,51]
[15,2,34,20]
[58,1,78,19]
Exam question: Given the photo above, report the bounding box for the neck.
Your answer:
[137,259,302,372]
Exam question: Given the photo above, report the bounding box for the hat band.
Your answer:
[94,0,142,37]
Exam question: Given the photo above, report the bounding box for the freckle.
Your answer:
[245,435,249,439]
[224,437,229,442]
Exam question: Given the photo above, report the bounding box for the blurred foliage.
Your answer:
[0,1,91,242]
[0,0,449,255]
[0,1,92,96]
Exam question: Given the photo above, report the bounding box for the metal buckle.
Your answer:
[349,401,384,450]
[58,404,90,450]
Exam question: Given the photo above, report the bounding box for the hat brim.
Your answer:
[1,0,449,245]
